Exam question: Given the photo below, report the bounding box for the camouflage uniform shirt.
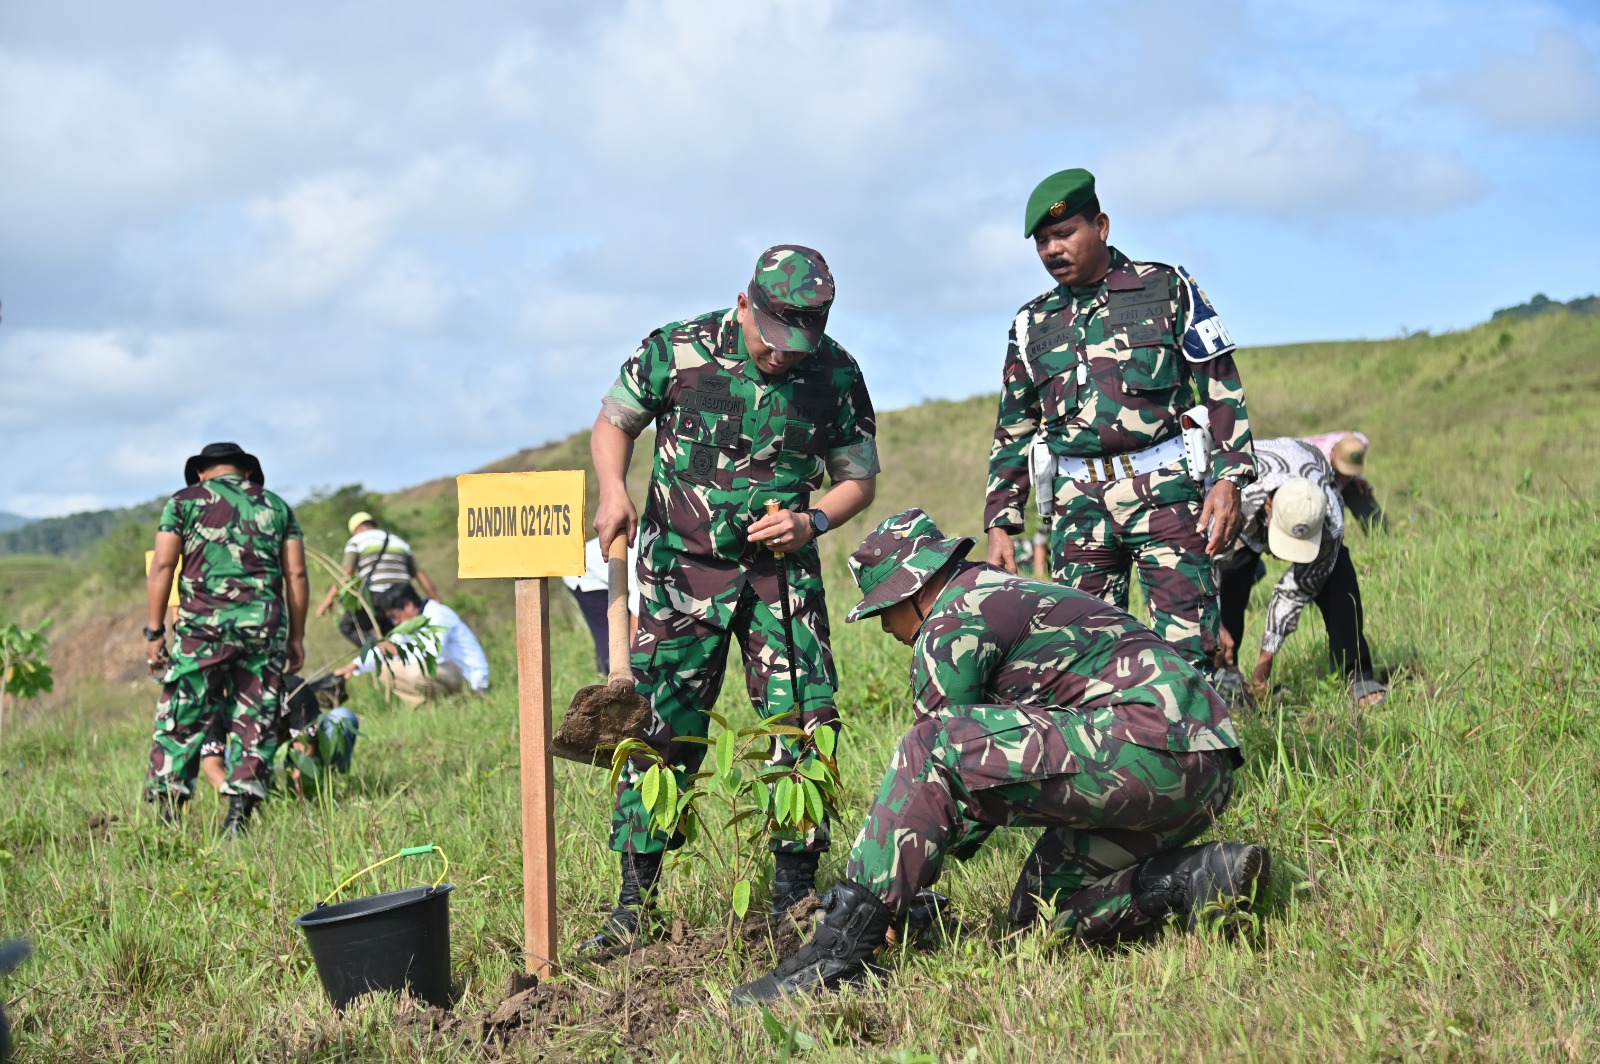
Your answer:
[986,247,1255,532]
[912,561,1239,755]
[600,309,878,628]
[157,473,303,643]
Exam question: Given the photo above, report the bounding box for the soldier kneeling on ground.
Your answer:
[731,509,1270,1005]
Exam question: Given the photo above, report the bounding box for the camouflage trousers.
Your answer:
[145,634,286,801]
[845,704,1235,946]
[1048,465,1216,670]
[611,578,839,856]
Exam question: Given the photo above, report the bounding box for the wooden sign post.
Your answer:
[456,470,586,979]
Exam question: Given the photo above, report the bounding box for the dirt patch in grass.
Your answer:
[399,897,822,1056]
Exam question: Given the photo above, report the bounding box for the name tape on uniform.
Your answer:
[456,470,587,579]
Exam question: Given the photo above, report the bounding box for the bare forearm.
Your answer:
[415,568,440,600]
[591,415,635,498]
[815,477,875,529]
[147,531,182,629]
[147,565,176,629]
[284,542,309,640]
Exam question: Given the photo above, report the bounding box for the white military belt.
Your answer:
[1057,435,1188,484]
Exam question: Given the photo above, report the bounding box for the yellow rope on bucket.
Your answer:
[321,843,449,907]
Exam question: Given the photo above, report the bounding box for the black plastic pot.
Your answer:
[293,884,454,1010]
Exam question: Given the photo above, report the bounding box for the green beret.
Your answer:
[1024,168,1096,238]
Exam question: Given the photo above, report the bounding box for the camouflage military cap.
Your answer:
[846,508,975,623]
[1024,168,1096,238]
[748,245,834,354]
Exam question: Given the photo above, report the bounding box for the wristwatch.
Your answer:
[804,509,830,537]
[142,624,166,641]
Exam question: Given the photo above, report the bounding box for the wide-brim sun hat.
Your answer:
[846,508,975,623]
[183,442,263,486]
[1330,434,1367,477]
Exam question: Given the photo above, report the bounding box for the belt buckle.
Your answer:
[1120,454,1136,478]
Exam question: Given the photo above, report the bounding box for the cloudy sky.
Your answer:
[2,0,1597,517]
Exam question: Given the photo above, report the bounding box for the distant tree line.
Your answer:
[1492,292,1598,322]
[0,501,164,558]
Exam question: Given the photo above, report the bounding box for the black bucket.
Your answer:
[294,884,455,1010]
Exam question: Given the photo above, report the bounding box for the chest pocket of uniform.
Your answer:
[1122,341,1179,394]
[674,411,742,489]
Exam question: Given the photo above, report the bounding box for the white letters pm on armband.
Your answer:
[1177,266,1235,362]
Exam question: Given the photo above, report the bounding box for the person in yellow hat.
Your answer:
[314,511,440,646]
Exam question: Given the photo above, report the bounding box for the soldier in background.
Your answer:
[732,510,1268,1005]
[985,168,1254,674]
[143,442,308,836]
[585,245,879,950]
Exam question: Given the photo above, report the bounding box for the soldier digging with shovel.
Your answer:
[572,246,880,952]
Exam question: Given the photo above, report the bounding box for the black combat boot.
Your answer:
[730,881,893,1006]
[771,852,819,915]
[220,794,259,839]
[893,889,955,951]
[1132,842,1270,935]
[578,850,664,956]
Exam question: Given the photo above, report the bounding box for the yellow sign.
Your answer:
[144,550,181,607]
[456,471,587,579]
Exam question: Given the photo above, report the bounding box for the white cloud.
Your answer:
[5,493,106,518]
[1424,28,1600,135]
[1099,97,1488,220]
[0,45,349,257]
[0,329,217,431]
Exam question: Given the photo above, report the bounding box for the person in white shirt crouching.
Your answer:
[335,584,490,705]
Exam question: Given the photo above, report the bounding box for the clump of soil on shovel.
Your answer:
[550,679,652,766]
[396,897,824,1056]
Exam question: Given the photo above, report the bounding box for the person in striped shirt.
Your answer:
[315,511,441,646]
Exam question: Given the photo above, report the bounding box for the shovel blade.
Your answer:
[551,679,653,767]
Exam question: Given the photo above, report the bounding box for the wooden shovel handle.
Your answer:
[606,534,632,684]
[765,499,784,558]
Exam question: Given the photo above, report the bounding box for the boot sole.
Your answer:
[1190,843,1271,937]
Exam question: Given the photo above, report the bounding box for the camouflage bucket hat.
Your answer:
[748,244,834,354]
[846,508,975,623]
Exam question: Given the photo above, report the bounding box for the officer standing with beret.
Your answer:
[985,169,1256,673]
[586,245,880,951]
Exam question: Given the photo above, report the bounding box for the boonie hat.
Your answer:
[747,245,834,355]
[347,511,376,535]
[1330,435,1366,477]
[1268,478,1327,564]
[183,442,263,486]
[846,509,975,623]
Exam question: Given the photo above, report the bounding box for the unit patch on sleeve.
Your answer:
[1178,266,1236,362]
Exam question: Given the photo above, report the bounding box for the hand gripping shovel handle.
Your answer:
[764,501,801,719]
[606,534,631,685]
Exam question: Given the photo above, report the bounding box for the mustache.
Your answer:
[1044,257,1072,273]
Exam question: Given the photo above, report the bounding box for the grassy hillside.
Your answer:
[2,310,1598,1061]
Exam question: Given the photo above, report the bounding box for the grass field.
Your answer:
[2,311,1599,1061]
